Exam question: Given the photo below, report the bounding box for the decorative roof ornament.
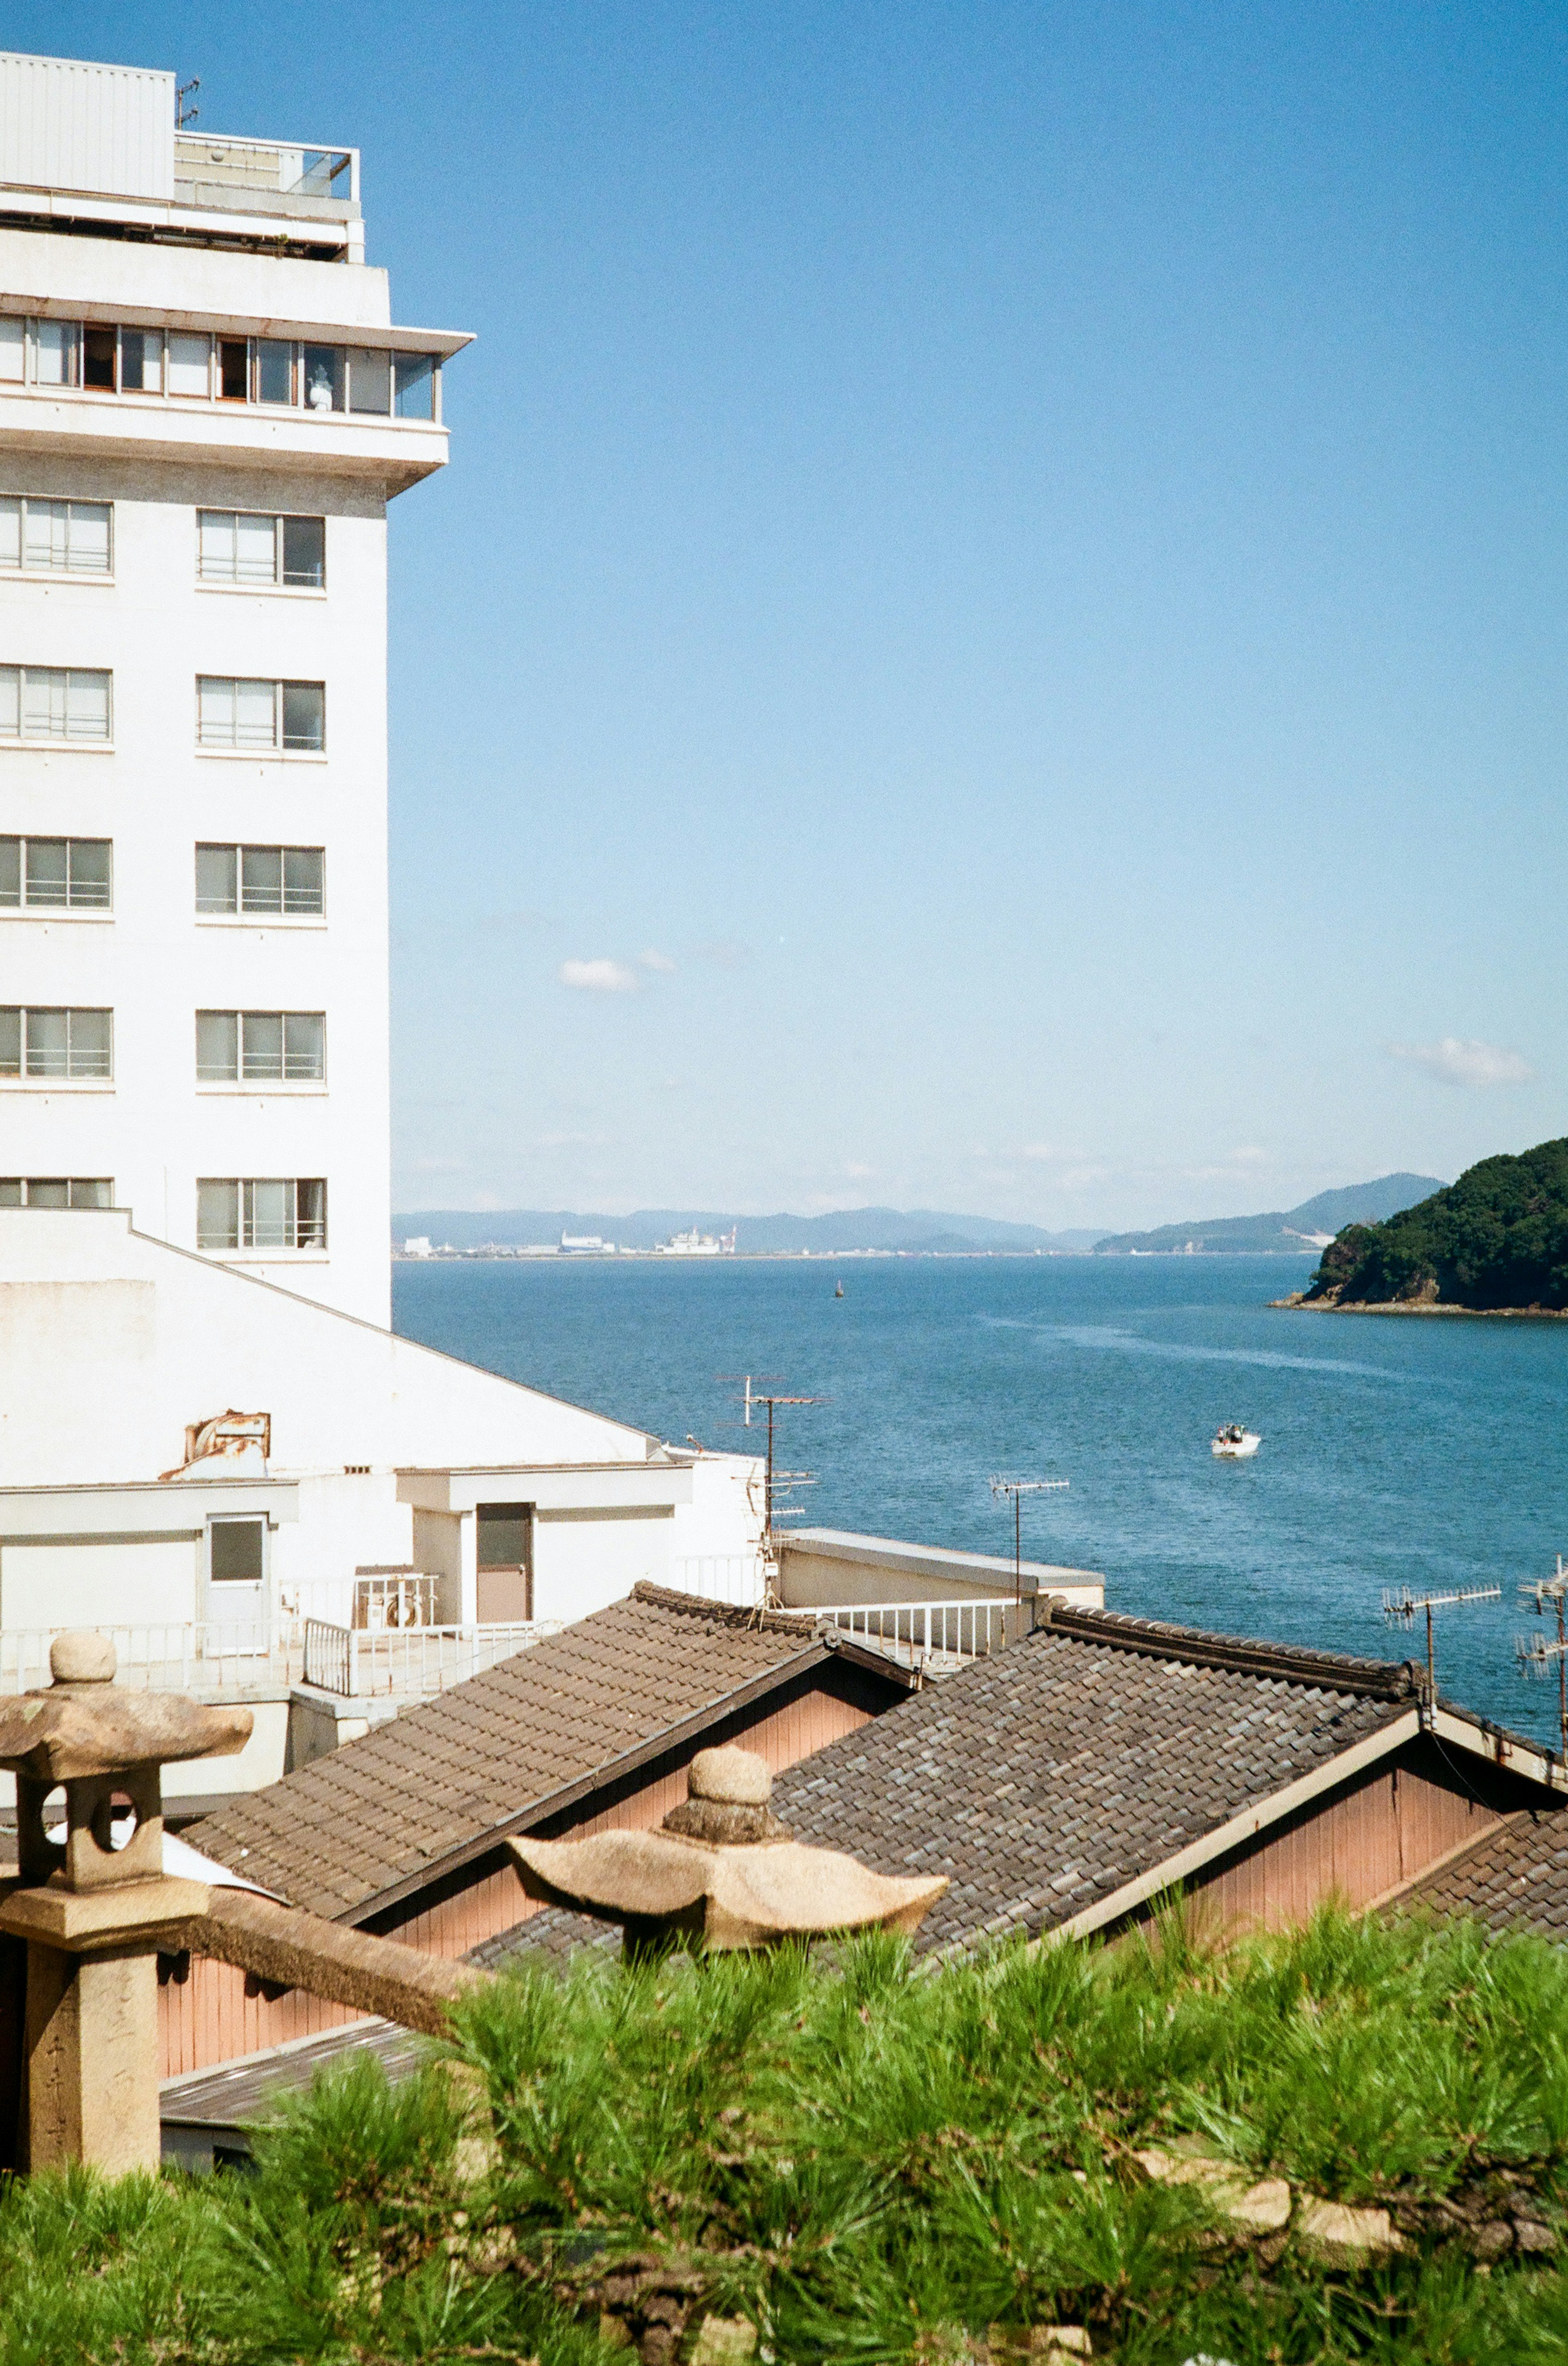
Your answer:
[511,1744,947,1953]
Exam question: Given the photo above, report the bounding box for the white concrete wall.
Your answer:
[777,1528,1105,1611]
[0,1208,659,1483]
[0,221,434,1328]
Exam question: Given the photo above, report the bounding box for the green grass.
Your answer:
[3,1906,1568,2363]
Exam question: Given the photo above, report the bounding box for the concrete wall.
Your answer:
[0,1208,661,1483]
[777,1527,1104,1612]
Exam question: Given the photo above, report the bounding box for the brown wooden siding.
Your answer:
[1180,1738,1522,1938]
[160,1659,885,2076]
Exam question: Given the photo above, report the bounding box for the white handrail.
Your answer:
[812,1598,1016,1664]
[302,1618,562,1699]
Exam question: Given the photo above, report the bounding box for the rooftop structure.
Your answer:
[0,49,470,1325]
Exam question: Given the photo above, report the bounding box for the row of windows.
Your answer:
[1,840,326,917]
[0,671,327,751]
[0,1007,328,1084]
[0,1175,328,1249]
[0,499,329,588]
[0,319,438,421]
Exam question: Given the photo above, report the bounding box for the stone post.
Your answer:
[0,1632,252,2174]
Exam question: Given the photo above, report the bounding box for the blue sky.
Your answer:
[24,3,1568,1226]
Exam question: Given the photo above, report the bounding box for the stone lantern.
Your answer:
[0,1632,252,2173]
[512,1745,948,1954]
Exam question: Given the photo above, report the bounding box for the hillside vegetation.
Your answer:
[1304,1139,1568,1311]
[9,1908,1568,2362]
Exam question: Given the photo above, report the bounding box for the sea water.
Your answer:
[392,1253,1568,1748]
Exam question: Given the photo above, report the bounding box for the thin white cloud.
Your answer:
[846,1161,874,1179]
[1389,1037,1532,1089]
[640,949,677,974]
[559,958,639,994]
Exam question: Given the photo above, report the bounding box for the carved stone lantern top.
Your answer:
[512,1744,948,1953]
[0,1633,252,1893]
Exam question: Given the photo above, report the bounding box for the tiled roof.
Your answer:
[187,1587,827,1922]
[768,1607,1419,1956]
[1405,1809,1568,1941]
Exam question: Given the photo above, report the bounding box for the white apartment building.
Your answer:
[0,50,465,1324]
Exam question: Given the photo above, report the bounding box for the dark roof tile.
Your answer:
[187,1587,825,1920]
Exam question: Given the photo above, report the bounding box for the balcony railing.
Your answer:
[174,134,359,212]
[813,1599,1018,1672]
[0,1621,300,1694]
[670,1554,767,1607]
[302,1618,559,1699]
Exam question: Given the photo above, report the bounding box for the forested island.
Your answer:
[1293,1137,1568,1313]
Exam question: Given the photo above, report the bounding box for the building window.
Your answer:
[196,1010,325,1084]
[0,837,111,910]
[0,319,441,420]
[0,1177,112,1207]
[197,1178,327,1250]
[209,1516,266,1586]
[0,667,111,744]
[195,843,324,917]
[33,321,78,387]
[0,497,111,575]
[0,1007,112,1080]
[197,512,325,589]
[167,332,211,398]
[196,677,324,753]
[119,329,163,392]
[394,355,435,420]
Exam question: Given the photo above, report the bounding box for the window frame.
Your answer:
[0,1177,112,1208]
[196,1177,327,1253]
[0,1005,114,1085]
[194,676,325,758]
[0,495,114,580]
[195,1008,327,1088]
[0,835,113,916]
[195,509,326,595]
[0,665,113,749]
[194,842,326,923]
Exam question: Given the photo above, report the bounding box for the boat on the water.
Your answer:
[1212,1423,1261,1459]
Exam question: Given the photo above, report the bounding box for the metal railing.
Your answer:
[670,1554,767,1607]
[813,1599,1016,1670]
[0,1620,301,1694]
[302,1618,560,1699]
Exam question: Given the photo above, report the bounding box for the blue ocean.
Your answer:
[392,1254,1568,1749]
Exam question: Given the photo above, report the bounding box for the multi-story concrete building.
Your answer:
[0,49,465,1323]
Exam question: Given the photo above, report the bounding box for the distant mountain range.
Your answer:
[1090,1174,1446,1256]
[393,1206,1104,1254]
[394,1175,1449,1258]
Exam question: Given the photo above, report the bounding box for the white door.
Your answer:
[207,1516,269,1652]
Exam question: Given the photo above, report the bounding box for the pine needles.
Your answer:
[4,1904,1568,2361]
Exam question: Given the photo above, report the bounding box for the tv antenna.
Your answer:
[718,1376,828,1542]
[989,1475,1070,1606]
[1382,1583,1501,1701]
[176,78,200,128]
[1515,1554,1568,1766]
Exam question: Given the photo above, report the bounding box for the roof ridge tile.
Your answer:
[1040,1603,1419,1699]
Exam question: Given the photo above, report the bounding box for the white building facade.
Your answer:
[0,51,463,1324]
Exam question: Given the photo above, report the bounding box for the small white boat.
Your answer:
[1212,1424,1261,1459]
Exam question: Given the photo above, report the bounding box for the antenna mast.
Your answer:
[989,1475,1070,1606]
[1382,1583,1501,1701]
[717,1374,827,1557]
[1516,1554,1568,1766]
[176,78,200,127]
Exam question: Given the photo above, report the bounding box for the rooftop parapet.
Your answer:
[0,52,365,261]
